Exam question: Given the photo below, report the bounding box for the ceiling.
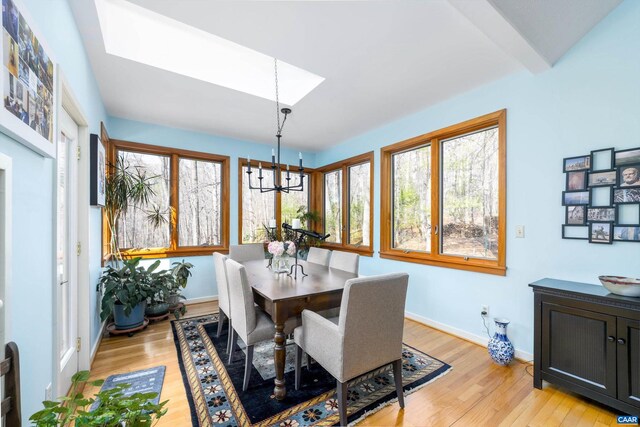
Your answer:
[68,0,621,151]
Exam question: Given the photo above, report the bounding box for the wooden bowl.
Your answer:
[599,276,640,297]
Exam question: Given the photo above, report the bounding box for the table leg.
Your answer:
[273,322,287,400]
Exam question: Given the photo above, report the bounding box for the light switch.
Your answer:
[516,225,525,238]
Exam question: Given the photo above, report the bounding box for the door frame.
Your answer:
[0,153,12,346]
[52,68,90,395]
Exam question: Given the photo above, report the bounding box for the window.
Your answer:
[380,110,506,275]
[318,152,374,255]
[239,160,311,244]
[105,139,230,259]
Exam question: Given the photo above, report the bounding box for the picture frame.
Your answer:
[562,225,588,240]
[613,225,640,242]
[589,222,613,244]
[617,164,640,188]
[590,147,614,171]
[589,186,613,207]
[586,207,616,223]
[562,190,590,206]
[1,0,56,158]
[566,170,587,191]
[587,169,616,187]
[563,155,591,172]
[565,206,585,225]
[615,147,640,167]
[90,133,106,206]
[614,188,640,204]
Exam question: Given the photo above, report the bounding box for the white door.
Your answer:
[0,153,12,427]
[56,108,79,395]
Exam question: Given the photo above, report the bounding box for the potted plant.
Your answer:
[145,264,175,318]
[29,370,168,426]
[162,260,193,318]
[99,258,159,329]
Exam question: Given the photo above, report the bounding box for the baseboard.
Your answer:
[404,311,533,363]
[184,295,218,305]
[90,321,106,368]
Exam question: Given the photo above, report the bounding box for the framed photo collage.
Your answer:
[562,147,640,244]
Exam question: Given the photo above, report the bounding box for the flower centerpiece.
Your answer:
[267,240,297,273]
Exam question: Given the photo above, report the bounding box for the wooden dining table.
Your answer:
[240,259,359,400]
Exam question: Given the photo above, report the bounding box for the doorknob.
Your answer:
[617,338,626,345]
[607,336,615,342]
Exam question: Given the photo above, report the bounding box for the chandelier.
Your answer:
[245,59,304,193]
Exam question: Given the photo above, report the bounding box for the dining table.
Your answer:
[239,259,359,400]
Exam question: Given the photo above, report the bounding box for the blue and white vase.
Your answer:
[488,318,515,366]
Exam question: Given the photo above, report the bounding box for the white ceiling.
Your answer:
[68,0,621,151]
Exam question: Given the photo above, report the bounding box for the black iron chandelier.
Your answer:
[246,59,305,193]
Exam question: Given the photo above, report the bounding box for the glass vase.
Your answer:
[488,317,515,366]
[273,255,290,273]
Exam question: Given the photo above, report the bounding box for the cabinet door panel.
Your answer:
[617,317,640,408]
[542,302,617,397]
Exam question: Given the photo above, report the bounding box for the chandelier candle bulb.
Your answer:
[292,219,301,229]
[247,158,251,172]
[269,219,277,228]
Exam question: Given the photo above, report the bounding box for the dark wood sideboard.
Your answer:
[530,278,640,416]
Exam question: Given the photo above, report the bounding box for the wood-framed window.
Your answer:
[103,139,230,259]
[380,110,506,275]
[238,159,312,243]
[316,152,374,256]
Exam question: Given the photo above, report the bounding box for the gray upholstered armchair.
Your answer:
[293,273,409,426]
[229,243,264,262]
[212,252,233,354]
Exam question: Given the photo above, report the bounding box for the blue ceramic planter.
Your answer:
[113,301,146,330]
[488,317,515,366]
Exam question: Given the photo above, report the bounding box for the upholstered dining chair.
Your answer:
[293,273,409,426]
[306,247,332,266]
[212,252,233,355]
[229,243,265,262]
[225,258,297,391]
[328,250,360,274]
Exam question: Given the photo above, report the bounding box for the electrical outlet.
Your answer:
[481,305,489,316]
[515,225,525,238]
[45,383,52,401]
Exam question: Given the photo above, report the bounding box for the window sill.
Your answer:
[320,244,374,257]
[379,250,506,276]
[106,247,229,260]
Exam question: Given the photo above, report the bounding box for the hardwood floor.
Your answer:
[88,301,619,426]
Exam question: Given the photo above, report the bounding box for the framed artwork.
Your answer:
[1,0,56,158]
[613,225,640,242]
[614,188,640,204]
[90,133,106,206]
[562,225,588,240]
[566,171,587,190]
[563,155,591,172]
[615,147,640,167]
[586,207,616,223]
[590,147,614,171]
[618,164,640,188]
[562,190,590,206]
[590,186,613,207]
[565,206,585,225]
[587,169,616,187]
[589,222,613,244]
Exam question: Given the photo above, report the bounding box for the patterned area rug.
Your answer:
[172,314,451,426]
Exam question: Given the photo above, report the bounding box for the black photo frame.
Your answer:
[562,190,590,206]
[589,222,613,244]
[590,147,614,171]
[587,169,617,187]
[614,188,640,204]
[562,225,588,240]
[617,163,640,188]
[586,207,616,223]
[90,133,106,207]
[589,187,613,207]
[566,170,587,190]
[615,147,640,167]
[563,155,591,172]
[613,225,640,242]
[565,206,586,225]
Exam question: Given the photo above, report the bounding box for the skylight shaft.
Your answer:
[94,0,324,105]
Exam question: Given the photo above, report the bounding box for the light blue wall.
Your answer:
[105,117,317,309]
[0,0,108,422]
[315,0,640,356]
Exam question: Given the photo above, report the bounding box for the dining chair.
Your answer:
[229,243,265,262]
[212,252,233,355]
[306,247,332,266]
[293,273,409,426]
[224,258,297,391]
[329,250,359,274]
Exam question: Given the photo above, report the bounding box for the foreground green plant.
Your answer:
[30,371,168,427]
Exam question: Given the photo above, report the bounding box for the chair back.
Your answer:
[212,252,230,316]
[306,247,332,266]
[224,259,257,340]
[229,244,265,262]
[329,250,359,274]
[338,273,408,380]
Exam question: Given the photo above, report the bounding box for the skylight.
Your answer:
[94,0,324,105]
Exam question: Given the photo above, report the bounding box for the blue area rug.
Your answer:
[90,366,166,410]
[172,313,452,426]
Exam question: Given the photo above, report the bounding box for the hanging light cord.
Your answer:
[274,58,288,135]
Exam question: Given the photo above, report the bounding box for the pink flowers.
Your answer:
[267,241,296,257]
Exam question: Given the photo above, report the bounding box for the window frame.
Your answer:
[103,139,230,260]
[315,151,374,256]
[380,110,506,276]
[237,158,313,244]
